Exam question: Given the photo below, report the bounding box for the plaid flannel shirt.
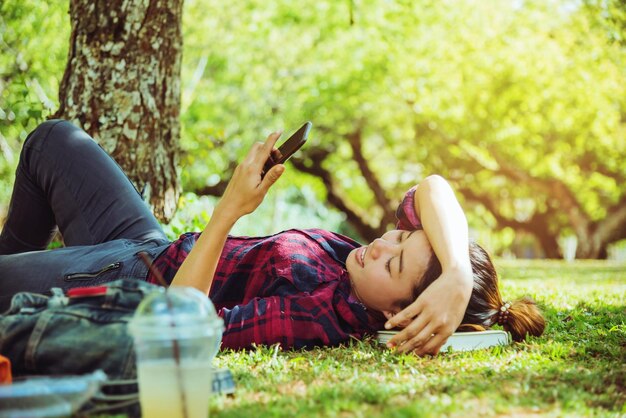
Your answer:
[148,187,421,349]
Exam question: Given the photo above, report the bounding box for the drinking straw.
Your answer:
[139,252,189,418]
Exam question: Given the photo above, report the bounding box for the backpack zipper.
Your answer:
[64,262,122,281]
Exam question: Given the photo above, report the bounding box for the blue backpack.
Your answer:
[0,279,233,416]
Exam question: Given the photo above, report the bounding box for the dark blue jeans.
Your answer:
[0,120,171,312]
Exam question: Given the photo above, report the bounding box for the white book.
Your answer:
[376,330,511,352]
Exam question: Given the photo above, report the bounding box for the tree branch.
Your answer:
[476,144,591,241]
[190,161,236,197]
[193,182,228,197]
[576,151,626,185]
[459,187,562,258]
[592,194,626,247]
[345,126,396,228]
[290,148,384,241]
[458,187,525,230]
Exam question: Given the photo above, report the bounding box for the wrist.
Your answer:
[441,264,473,289]
[211,203,241,227]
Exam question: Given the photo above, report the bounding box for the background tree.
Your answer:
[2,0,625,259]
[52,0,183,221]
[179,0,626,259]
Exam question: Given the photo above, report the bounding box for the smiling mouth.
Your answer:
[356,246,367,267]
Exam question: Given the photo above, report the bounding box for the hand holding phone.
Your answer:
[261,121,311,178]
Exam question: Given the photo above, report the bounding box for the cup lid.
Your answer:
[128,286,224,340]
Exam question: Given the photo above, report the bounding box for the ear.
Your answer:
[382,310,397,320]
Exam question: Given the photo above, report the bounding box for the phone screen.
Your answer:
[262,121,311,176]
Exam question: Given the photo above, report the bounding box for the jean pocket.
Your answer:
[64,262,123,282]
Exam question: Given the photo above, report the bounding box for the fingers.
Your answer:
[270,148,283,162]
[244,131,282,166]
[259,131,282,162]
[387,314,430,351]
[385,299,425,351]
[259,132,285,187]
[389,318,455,356]
[385,298,454,355]
[416,334,448,356]
[391,326,447,356]
[385,299,423,330]
[405,328,441,355]
[260,164,285,191]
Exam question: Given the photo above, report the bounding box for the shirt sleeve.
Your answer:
[395,186,422,230]
[217,291,361,350]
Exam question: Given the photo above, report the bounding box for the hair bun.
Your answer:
[503,296,545,342]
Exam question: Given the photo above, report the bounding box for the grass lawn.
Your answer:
[209,260,626,418]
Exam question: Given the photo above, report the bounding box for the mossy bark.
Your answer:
[53,0,183,221]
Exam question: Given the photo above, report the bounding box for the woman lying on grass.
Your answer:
[0,120,544,355]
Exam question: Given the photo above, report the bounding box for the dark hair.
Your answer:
[408,241,545,342]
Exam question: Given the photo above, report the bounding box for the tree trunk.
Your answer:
[532,226,563,259]
[575,202,626,259]
[53,0,183,221]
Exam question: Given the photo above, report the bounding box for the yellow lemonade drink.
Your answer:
[137,359,213,418]
[128,287,224,418]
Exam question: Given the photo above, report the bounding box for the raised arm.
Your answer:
[384,175,473,355]
[171,132,285,293]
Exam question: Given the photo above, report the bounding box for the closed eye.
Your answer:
[387,255,401,277]
[388,231,411,276]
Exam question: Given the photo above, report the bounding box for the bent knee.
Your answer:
[19,119,88,174]
[23,119,76,151]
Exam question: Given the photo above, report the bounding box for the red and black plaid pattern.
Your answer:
[148,188,421,349]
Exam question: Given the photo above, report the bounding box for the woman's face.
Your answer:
[346,229,432,316]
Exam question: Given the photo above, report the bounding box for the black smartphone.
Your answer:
[262,121,312,177]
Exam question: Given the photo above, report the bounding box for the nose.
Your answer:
[369,238,393,260]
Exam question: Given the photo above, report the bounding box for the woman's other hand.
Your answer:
[383,175,473,356]
[215,131,285,222]
[383,267,472,355]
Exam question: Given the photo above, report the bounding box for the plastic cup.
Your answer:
[128,287,223,418]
